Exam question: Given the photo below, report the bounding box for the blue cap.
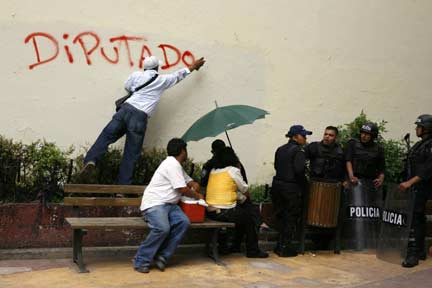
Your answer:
[285,125,312,137]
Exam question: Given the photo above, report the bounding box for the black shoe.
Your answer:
[246,250,269,258]
[154,256,167,272]
[402,255,419,268]
[134,265,150,273]
[274,246,298,257]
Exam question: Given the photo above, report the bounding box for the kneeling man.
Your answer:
[134,138,203,273]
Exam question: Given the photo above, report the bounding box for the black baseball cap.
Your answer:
[285,125,313,137]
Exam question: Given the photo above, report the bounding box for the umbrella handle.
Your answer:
[225,130,233,148]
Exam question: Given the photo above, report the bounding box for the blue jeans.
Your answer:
[84,103,148,184]
[134,204,190,268]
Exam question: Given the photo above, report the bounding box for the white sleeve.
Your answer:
[160,68,191,89]
[228,167,248,193]
[165,162,188,189]
[182,169,194,184]
[124,72,136,92]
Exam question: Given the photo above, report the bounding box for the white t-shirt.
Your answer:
[140,156,193,211]
[124,68,191,117]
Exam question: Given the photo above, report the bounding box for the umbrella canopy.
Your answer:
[181,104,269,143]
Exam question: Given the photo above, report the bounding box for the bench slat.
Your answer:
[65,217,235,229]
[64,184,145,195]
[64,197,141,207]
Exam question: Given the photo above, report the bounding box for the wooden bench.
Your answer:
[64,184,235,273]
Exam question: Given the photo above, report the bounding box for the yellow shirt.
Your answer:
[206,166,248,209]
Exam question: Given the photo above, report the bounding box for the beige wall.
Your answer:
[1,0,431,183]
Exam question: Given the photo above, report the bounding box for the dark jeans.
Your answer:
[84,103,148,184]
[207,205,261,254]
[134,204,190,268]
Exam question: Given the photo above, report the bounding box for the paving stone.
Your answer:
[0,267,32,275]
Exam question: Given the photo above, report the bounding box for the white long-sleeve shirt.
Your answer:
[124,68,190,117]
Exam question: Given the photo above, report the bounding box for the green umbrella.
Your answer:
[181,103,269,146]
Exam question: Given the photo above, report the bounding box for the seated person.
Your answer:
[201,139,248,187]
[133,138,203,273]
[205,147,268,258]
[201,139,226,187]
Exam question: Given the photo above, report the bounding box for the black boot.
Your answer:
[274,228,298,257]
[402,230,419,268]
[274,244,298,257]
[402,254,419,268]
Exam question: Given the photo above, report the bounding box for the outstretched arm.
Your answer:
[188,57,206,72]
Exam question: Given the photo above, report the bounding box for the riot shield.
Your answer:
[342,179,383,250]
[376,183,414,264]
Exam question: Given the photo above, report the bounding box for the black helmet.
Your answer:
[360,122,378,138]
[415,114,432,132]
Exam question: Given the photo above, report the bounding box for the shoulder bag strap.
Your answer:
[132,73,159,94]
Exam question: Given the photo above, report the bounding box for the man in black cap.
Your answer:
[271,125,312,257]
[399,114,432,268]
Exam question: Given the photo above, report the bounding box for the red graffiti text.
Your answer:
[24,31,196,70]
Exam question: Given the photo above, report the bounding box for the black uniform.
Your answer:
[406,134,432,261]
[271,140,307,255]
[345,138,385,180]
[305,141,345,249]
[344,138,385,250]
[306,141,345,182]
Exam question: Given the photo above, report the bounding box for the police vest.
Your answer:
[351,139,381,179]
[310,142,344,180]
[409,136,432,180]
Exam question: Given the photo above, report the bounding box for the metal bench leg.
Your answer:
[73,229,89,273]
[207,228,226,266]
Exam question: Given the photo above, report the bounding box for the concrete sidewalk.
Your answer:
[0,250,431,288]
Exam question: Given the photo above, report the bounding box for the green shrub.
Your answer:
[0,136,73,203]
[71,147,202,185]
[0,134,203,203]
[249,184,271,203]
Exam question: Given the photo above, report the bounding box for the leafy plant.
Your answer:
[71,147,202,185]
[249,184,271,203]
[0,136,73,203]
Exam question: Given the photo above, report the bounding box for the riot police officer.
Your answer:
[399,114,432,268]
[344,122,385,250]
[345,122,385,188]
[306,126,345,182]
[305,126,345,250]
[271,125,312,257]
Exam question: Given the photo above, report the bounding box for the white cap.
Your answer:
[143,56,162,70]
